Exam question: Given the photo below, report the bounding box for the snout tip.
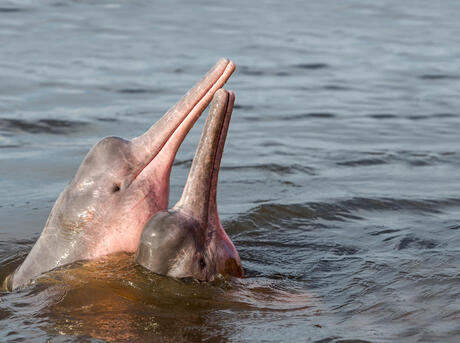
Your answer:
[214,88,229,100]
[213,88,235,103]
[227,90,235,103]
[217,58,236,73]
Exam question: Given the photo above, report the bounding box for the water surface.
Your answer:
[1,1,460,342]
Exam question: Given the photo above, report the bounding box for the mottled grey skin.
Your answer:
[6,59,235,290]
[136,89,244,281]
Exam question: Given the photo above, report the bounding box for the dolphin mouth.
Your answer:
[128,59,235,207]
[175,88,235,225]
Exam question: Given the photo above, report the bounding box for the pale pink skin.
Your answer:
[8,59,235,290]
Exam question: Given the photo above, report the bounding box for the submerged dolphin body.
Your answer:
[136,89,243,280]
[6,59,235,290]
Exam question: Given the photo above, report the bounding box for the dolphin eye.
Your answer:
[112,183,121,193]
[199,257,206,269]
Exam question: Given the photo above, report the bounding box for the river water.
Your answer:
[1,1,460,342]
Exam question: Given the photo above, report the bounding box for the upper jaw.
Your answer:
[174,89,235,227]
[130,59,235,187]
[119,59,235,215]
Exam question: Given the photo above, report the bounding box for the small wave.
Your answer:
[397,235,438,250]
[419,74,460,80]
[322,85,350,91]
[233,104,255,111]
[0,238,35,285]
[341,197,460,214]
[0,8,26,13]
[229,197,460,230]
[96,117,118,122]
[97,86,162,95]
[173,158,193,167]
[312,338,373,343]
[284,112,336,120]
[370,228,401,236]
[369,113,397,119]
[431,113,457,118]
[294,63,329,70]
[337,158,387,167]
[0,144,22,149]
[227,202,359,231]
[239,66,291,77]
[337,150,456,168]
[116,88,157,94]
[368,113,459,121]
[0,118,87,135]
[407,115,427,121]
[223,163,316,176]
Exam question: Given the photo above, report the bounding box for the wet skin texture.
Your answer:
[6,59,235,290]
[137,89,244,281]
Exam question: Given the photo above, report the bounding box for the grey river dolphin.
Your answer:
[136,89,244,280]
[5,59,235,290]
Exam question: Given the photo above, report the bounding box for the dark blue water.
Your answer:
[1,1,460,342]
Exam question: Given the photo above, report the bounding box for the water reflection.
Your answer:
[14,255,315,342]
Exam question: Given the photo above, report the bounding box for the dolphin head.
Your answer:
[136,89,244,281]
[10,59,235,290]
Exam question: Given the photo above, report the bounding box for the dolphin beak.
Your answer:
[175,89,242,279]
[128,59,235,208]
[175,88,235,228]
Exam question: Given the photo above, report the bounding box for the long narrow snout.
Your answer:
[131,59,235,191]
[174,89,235,224]
[174,88,243,279]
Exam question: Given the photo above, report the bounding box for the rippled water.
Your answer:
[1,1,460,342]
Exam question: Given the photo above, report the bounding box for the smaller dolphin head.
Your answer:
[136,89,244,281]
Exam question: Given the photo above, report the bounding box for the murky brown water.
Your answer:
[1,1,460,342]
